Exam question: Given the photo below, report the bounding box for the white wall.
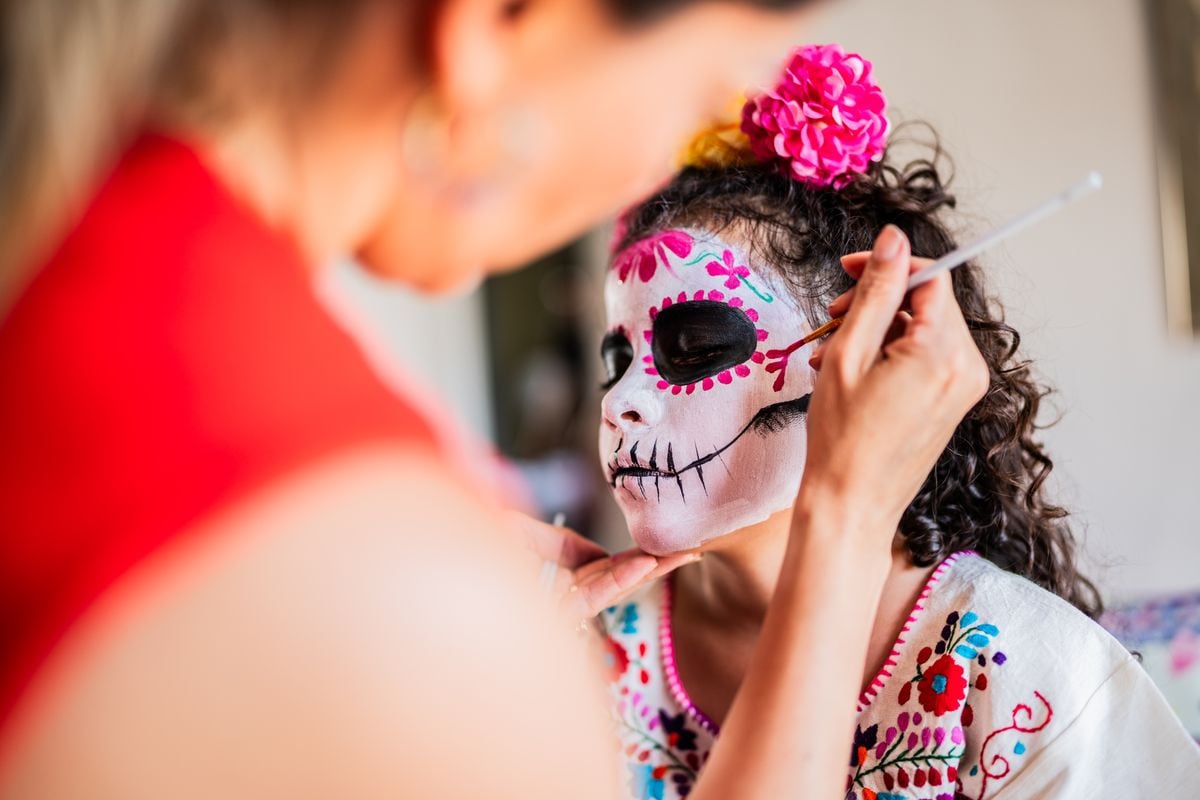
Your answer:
[811,0,1200,599]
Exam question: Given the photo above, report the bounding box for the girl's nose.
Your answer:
[602,384,664,433]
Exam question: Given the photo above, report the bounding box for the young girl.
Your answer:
[598,44,1200,798]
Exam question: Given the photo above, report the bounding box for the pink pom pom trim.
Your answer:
[741,43,889,188]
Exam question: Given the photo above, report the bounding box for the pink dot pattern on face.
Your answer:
[645,289,771,394]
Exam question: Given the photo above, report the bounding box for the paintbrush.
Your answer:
[795,171,1104,349]
[537,512,568,596]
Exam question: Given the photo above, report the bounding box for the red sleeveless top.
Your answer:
[0,135,439,732]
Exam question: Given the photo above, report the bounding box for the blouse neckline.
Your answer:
[659,550,979,733]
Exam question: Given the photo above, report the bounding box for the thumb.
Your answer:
[836,225,911,369]
[564,551,700,621]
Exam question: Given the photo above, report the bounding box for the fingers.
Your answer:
[905,268,953,324]
[886,270,989,405]
[826,285,855,318]
[833,226,912,369]
[838,251,872,279]
[915,272,990,402]
[839,252,934,280]
[810,310,911,371]
[808,339,827,371]
[829,249,933,319]
[563,550,701,620]
[508,511,607,570]
[884,310,914,348]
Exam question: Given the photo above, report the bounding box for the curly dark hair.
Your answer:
[615,130,1102,618]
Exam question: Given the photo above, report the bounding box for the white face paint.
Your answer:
[598,228,818,555]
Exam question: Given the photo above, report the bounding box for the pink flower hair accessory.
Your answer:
[741,43,889,188]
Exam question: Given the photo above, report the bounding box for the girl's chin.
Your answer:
[624,501,793,556]
[628,524,721,557]
[630,529,696,557]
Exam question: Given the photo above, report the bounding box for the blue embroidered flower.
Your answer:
[619,603,641,634]
[628,763,665,800]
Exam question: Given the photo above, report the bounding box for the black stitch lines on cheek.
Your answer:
[651,301,758,386]
[607,394,811,504]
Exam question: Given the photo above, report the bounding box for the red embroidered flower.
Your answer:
[603,637,630,683]
[917,654,968,716]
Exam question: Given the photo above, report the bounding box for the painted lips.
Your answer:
[607,437,718,503]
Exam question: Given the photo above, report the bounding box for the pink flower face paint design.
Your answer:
[612,229,694,283]
[600,229,819,555]
[706,249,750,289]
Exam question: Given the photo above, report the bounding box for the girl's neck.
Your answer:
[675,510,916,634]
[675,510,792,630]
[668,512,935,728]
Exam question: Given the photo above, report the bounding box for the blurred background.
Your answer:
[324,0,1199,602]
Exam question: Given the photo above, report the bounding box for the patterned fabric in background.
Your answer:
[1102,591,1200,742]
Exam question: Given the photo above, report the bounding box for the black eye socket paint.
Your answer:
[651,300,758,386]
[600,329,634,390]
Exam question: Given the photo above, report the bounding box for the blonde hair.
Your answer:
[0,0,369,307]
[0,0,186,302]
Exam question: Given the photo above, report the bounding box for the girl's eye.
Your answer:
[599,330,633,391]
[651,300,757,386]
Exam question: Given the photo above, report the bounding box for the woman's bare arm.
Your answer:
[1,446,620,800]
[690,227,989,799]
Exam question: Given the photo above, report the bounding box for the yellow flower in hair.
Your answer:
[678,94,755,170]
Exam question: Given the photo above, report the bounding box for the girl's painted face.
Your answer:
[599,228,818,555]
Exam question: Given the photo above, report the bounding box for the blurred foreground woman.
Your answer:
[0,2,988,797]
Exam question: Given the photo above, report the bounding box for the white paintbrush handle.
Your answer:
[906,171,1103,290]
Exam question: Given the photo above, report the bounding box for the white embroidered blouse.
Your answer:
[600,551,1200,799]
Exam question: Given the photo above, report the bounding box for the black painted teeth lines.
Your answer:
[666,443,685,501]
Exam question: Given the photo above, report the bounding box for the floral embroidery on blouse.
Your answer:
[605,599,711,798]
[604,552,1200,800]
[846,604,1046,799]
